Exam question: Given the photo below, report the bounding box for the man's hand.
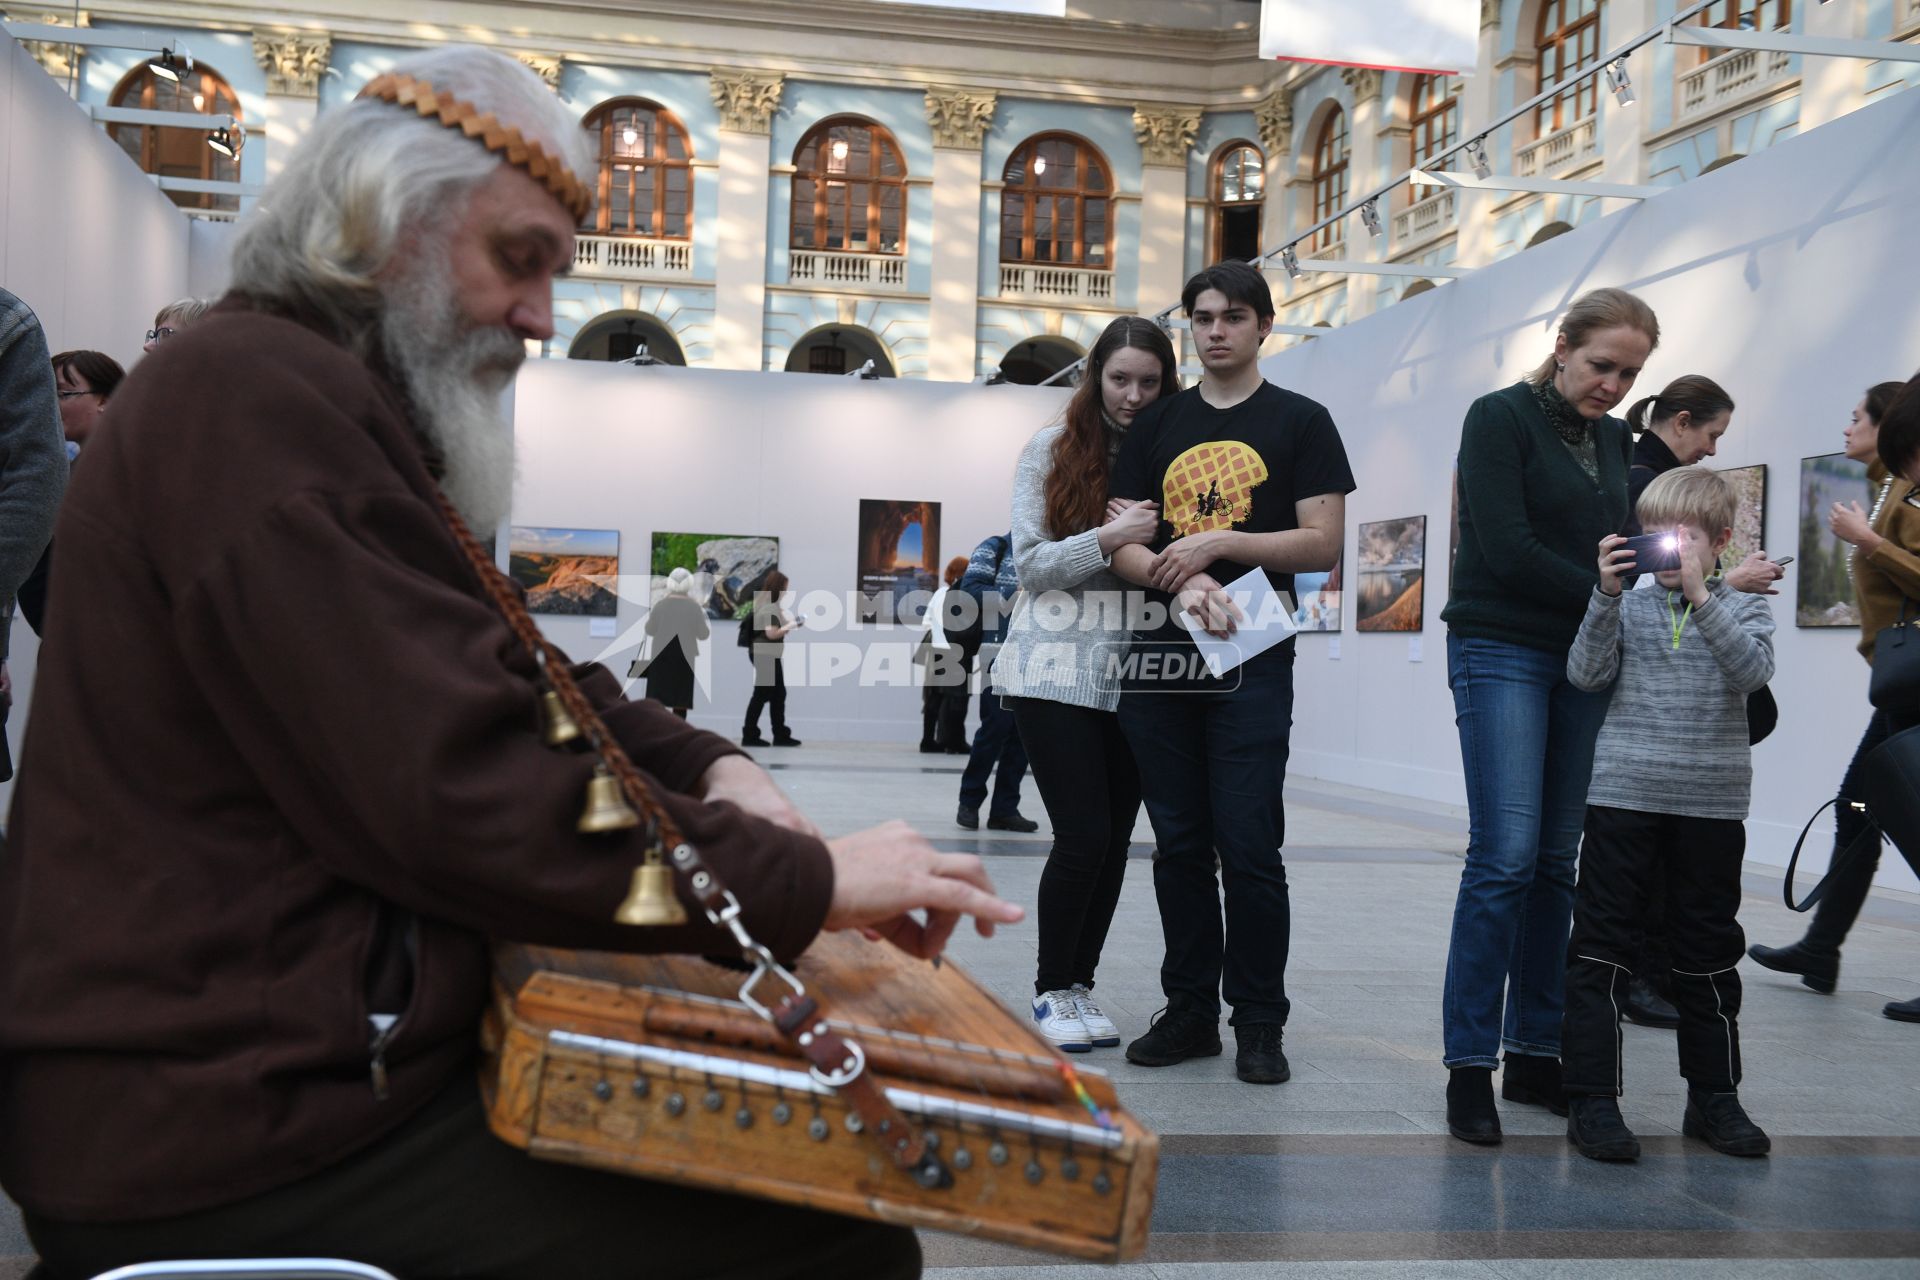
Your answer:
[1723,551,1785,596]
[697,755,821,839]
[824,821,1024,960]
[1176,572,1241,639]
[1597,534,1634,597]
[1149,530,1228,593]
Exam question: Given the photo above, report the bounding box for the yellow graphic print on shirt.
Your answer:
[1162,440,1270,536]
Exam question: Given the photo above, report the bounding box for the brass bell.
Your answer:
[615,845,688,927]
[541,689,582,746]
[577,764,640,834]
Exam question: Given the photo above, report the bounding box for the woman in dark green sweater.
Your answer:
[1439,287,1660,1144]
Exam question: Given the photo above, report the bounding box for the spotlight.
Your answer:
[205,123,243,158]
[845,359,880,380]
[148,43,193,83]
[1466,137,1491,181]
[1359,199,1382,238]
[1604,59,1635,107]
[1279,245,1301,281]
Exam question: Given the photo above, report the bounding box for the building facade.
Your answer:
[14,0,1919,380]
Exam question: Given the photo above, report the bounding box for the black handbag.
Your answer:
[1782,722,1920,911]
[1869,599,1920,712]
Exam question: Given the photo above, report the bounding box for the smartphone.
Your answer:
[1773,556,1795,567]
[1619,531,1684,572]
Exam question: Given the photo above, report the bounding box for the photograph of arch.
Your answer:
[1355,515,1427,633]
[1715,463,1767,577]
[509,527,620,617]
[1797,452,1872,628]
[650,532,781,620]
[856,499,942,625]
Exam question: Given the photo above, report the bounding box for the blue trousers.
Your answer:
[1442,633,1611,1068]
[959,687,1028,817]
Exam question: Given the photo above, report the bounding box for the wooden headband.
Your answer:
[357,72,592,222]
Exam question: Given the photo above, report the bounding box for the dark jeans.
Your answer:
[1008,697,1142,995]
[744,648,788,737]
[1563,806,1747,1095]
[22,1072,919,1280]
[958,686,1028,817]
[1803,707,1910,955]
[1117,650,1295,1026]
[1443,634,1612,1068]
[921,682,968,749]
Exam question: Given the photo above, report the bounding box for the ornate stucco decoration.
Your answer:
[1341,66,1383,103]
[1254,87,1293,157]
[19,10,89,81]
[709,70,785,134]
[924,87,997,150]
[517,53,563,93]
[1482,0,1502,31]
[252,29,332,98]
[1132,105,1201,168]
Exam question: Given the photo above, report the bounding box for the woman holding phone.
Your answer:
[994,316,1175,1051]
[1439,287,1659,1143]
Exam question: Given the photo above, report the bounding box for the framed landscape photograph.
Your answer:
[650,532,781,620]
[1797,452,1872,627]
[856,499,942,624]
[1356,515,1427,633]
[509,527,620,617]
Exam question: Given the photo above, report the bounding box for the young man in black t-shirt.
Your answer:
[1107,262,1355,1084]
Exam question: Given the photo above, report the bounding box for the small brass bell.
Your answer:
[577,764,640,834]
[541,689,582,746]
[615,845,688,926]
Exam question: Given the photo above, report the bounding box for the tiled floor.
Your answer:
[3,741,1915,1277]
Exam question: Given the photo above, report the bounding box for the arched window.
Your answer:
[1211,142,1263,262]
[1000,134,1111,269]
[1409,75,1459,193]
[1310,108,1348,251]
[791,117,907,255]
[581,100,693,239]
[1535,0,1603,137]
[107,62,243,211]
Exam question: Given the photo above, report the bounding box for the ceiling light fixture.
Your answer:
[621,126,638,146]
[1032,155,1047,177]
[830,138,849,162]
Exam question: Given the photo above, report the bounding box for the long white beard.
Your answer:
[379,250,525,532]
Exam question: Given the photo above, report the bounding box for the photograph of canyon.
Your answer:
[1356,515,1427,633]
[509,526,621,617]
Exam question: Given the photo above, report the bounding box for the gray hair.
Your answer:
[227,46,591,355]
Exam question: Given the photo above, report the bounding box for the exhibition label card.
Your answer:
[1179,566,1299,679]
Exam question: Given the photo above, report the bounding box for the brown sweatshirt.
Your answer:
[1856,460,1920,663]
[0,302,834,1221]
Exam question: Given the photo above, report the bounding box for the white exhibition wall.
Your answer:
[0,40,190,368]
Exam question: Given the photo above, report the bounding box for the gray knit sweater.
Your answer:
[1566,581,1775,820]
[991,424,1133,712]
[0,288,68,661]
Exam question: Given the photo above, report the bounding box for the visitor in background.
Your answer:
[742,568,800,747]
[638,566,707,719]
[953,531,1035,832]
[18,350,126,634]
[917,554,971,753]
[144,297,211,353]
[996,315,1174,1051]
[1439,287,1658,1144]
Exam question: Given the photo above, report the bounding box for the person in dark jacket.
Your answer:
[0,47,1018,1280]
[952,532,1036,832]
[637,566,708,717]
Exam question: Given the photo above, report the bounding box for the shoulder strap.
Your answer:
[1783,797,1880,912]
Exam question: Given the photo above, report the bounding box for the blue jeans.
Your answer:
[959,687,1028,817]
[1118,650,1295,1025]
[1442,633,1611,1069]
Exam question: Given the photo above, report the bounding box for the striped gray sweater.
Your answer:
[1566,581,1775,820]
[991,424,1133,712]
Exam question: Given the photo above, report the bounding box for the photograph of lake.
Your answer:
[1356,515,1427,633]
[1797,452,1872,627]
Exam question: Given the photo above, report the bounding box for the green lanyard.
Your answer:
[1665,590,1694,651]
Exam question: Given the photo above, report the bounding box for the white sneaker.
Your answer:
[1031,989,1093,1052]
[1071,983,1121,1047]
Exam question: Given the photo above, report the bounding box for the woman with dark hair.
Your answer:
[742,568,800,747]
[50,350,126,454]
[919,555,973,753]
[1752,378,1920,1023]
[993,316,1175,1051]
[1440,287,1659,1144]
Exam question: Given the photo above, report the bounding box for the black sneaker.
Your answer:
[771,734,802,747]
[1683,1089,1770,1156]
[1234,1022,1290,1084]
[1747,940,1838,994]
[1568,1094,1641,1161]
[1622,976,1681,1030]
[1124,1006,1221,1067]
[986,811,1040,833]
[955,804,979,830]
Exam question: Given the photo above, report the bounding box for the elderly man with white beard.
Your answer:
[0,47,1018,1279]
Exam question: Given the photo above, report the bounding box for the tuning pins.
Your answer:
[541,689,582,746]
[578,764,640,834]
[615,842,688,926]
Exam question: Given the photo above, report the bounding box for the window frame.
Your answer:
[1310,107,1349,252]
[998,132,1114,270]
[789,115,910,256]
[581,99,695,241]
[106,63,244,212]
[1408,75,1459,202]
[1210,140,1265,263]
[1534,0,1604,138]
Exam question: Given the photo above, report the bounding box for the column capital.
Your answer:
[22,10,89,81]
[1132,104,1201,168]
[924,86,997,150]
[1482,0,1501,30]
[1341,66,1383,104]
[709,69,785,135]
[1254,87,1293,157]
[252,28,332,98]
[517,53,564,93]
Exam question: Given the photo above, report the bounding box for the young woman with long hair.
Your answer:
[993,315,1177,1051]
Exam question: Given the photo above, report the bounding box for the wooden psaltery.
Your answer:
[482,933,1158,1261]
